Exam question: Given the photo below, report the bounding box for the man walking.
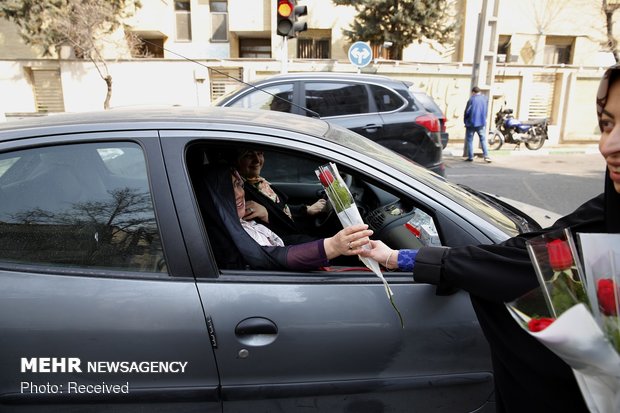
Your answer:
[464,86,492,163]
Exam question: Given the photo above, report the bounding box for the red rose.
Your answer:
[546,239,573,271]
[528,317,555,332]
[318,170,334,187]
[597,278,618,316]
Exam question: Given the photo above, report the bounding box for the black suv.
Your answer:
[215,73,448,176]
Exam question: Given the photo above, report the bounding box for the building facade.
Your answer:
[0,0,616,142]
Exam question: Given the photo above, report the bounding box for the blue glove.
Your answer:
[398,249,418,271]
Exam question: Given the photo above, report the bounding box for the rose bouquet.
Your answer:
[315,162,403,326]
[506,230,620,413]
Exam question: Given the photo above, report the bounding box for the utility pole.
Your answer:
[466,0,500,156]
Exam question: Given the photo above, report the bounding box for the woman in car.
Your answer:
[235,147,326,243]
[360,66,620,411]
[198,164,371,271]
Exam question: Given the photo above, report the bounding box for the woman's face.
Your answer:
[237,150,264,179]
[232,172,246,219]
[599,78,620,193]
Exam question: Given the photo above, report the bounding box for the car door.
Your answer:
[160,129,494,413]
[0,133,220,413]
[301,81,386,142]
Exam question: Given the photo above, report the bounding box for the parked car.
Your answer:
[215,72,449,176]
[0,107,544,412]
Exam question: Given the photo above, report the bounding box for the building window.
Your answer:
[297,38,330,59]
[28,67,65,113]
[497,35,511,63]
[209,67,243,101]
[131,35,165,58]
[544,36,574,65]
[239,38,271,58]
[211,1,228,42]
[175,0,192,41]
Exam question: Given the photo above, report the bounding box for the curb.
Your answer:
[442,144,599,157]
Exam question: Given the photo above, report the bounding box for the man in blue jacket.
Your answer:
[464,86,492,163]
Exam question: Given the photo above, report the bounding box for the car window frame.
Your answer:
[159,127,498,281]
[0,131,192,279]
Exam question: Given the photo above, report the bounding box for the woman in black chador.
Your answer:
[361,65,620,412]
[195,164,371,271]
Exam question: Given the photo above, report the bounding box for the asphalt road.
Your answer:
[442,144,606,216]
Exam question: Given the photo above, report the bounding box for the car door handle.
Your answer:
[235,317,277,335]
[362,124,382,133]
[235,317,278,346]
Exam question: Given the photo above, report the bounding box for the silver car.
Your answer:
[0,107,539,412]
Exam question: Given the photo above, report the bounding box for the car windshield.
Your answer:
[324,125,523,236]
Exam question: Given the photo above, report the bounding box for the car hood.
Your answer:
[483,193,562,229]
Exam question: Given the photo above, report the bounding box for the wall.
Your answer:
[0,20,40,59]
[0,61,37,113]
[563,73,603,141]
[0,57,604,144]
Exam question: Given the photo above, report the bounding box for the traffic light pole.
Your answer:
[281,36,288,74]
[275,0,307,74]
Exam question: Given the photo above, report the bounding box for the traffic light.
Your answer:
[276,0,307,38]
[291,3,308,38]
[276,0,294,37]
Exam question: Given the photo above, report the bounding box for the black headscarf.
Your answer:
[595,64,620,233]
[195,163,289,270]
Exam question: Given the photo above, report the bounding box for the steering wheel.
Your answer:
[314,172,354,228]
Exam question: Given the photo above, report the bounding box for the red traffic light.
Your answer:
[276,0,307,38]
[277,0,293,17]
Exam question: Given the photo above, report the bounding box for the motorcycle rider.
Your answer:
[464,86,492,163]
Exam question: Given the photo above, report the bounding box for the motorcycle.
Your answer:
[488,104,548,150]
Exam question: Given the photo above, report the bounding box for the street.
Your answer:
[443,145,606,216]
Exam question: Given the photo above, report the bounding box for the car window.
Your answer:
[394,89,420,111]
[260,152,318,183]
[304,82,369,117]
[0,142,166,273]
[187,143,443,272]
[411,90,444,117]
[227,83,294,113]
[369,84,405,112]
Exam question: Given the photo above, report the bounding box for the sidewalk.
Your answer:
[442,141,600,157]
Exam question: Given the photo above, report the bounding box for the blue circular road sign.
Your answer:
[348,42,373,68]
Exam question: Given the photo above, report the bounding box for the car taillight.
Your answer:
[415,114,440,133]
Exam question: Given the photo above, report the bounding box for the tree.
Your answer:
[603,0,620,63]
[0,0,141,109]
[332,0,455,60]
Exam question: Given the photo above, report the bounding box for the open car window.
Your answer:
[186,142,442,272]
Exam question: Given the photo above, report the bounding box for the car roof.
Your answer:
[246,72,409,86]
[0,106,331,141]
